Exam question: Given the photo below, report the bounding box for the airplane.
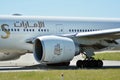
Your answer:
[0,15,120,68]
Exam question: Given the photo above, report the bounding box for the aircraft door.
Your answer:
[56,24,64,34]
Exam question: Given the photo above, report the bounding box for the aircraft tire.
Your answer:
[76,60,103,68]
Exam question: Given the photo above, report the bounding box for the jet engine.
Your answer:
[33,36,80,64]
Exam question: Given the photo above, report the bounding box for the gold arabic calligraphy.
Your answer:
[14,21,45,28]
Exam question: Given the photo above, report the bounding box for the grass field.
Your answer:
[94,52,120,60]
[0,69,120,80]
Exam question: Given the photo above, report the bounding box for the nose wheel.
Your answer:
[76,59,103,68]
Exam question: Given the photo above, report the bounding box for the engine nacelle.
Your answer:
[33,36,80,64]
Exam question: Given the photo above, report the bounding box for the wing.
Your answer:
[26,28,120,44]
[75,28,120,39]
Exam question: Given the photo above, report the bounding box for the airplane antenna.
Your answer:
[12,13,22,16]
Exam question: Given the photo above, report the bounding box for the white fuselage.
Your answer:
[0,16,120,54]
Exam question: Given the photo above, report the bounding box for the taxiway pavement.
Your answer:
[0,53,119,72]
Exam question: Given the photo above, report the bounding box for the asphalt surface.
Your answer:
[0,54,119,72]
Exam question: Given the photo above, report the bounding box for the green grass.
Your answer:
[0,52,120,80]
[0,69,120,80]
[94,52,120,60]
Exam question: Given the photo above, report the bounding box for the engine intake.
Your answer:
[34,39,43,61]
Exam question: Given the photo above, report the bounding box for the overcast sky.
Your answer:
[0,0,120,18]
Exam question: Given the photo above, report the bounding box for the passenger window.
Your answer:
[14,29,16,31]
[60,29,63,32]
[11,29,13,31]
[32,29,34,31]
[41,29,43,32]
[74,29,76,32]
[69,29,71,32]
[72,29,74,32]
[17,29,19,31]
[80,29,81,32]
[44,29,46,32]
[26,29,28,31]
[8,29,10,31]
[29,29,31,32]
